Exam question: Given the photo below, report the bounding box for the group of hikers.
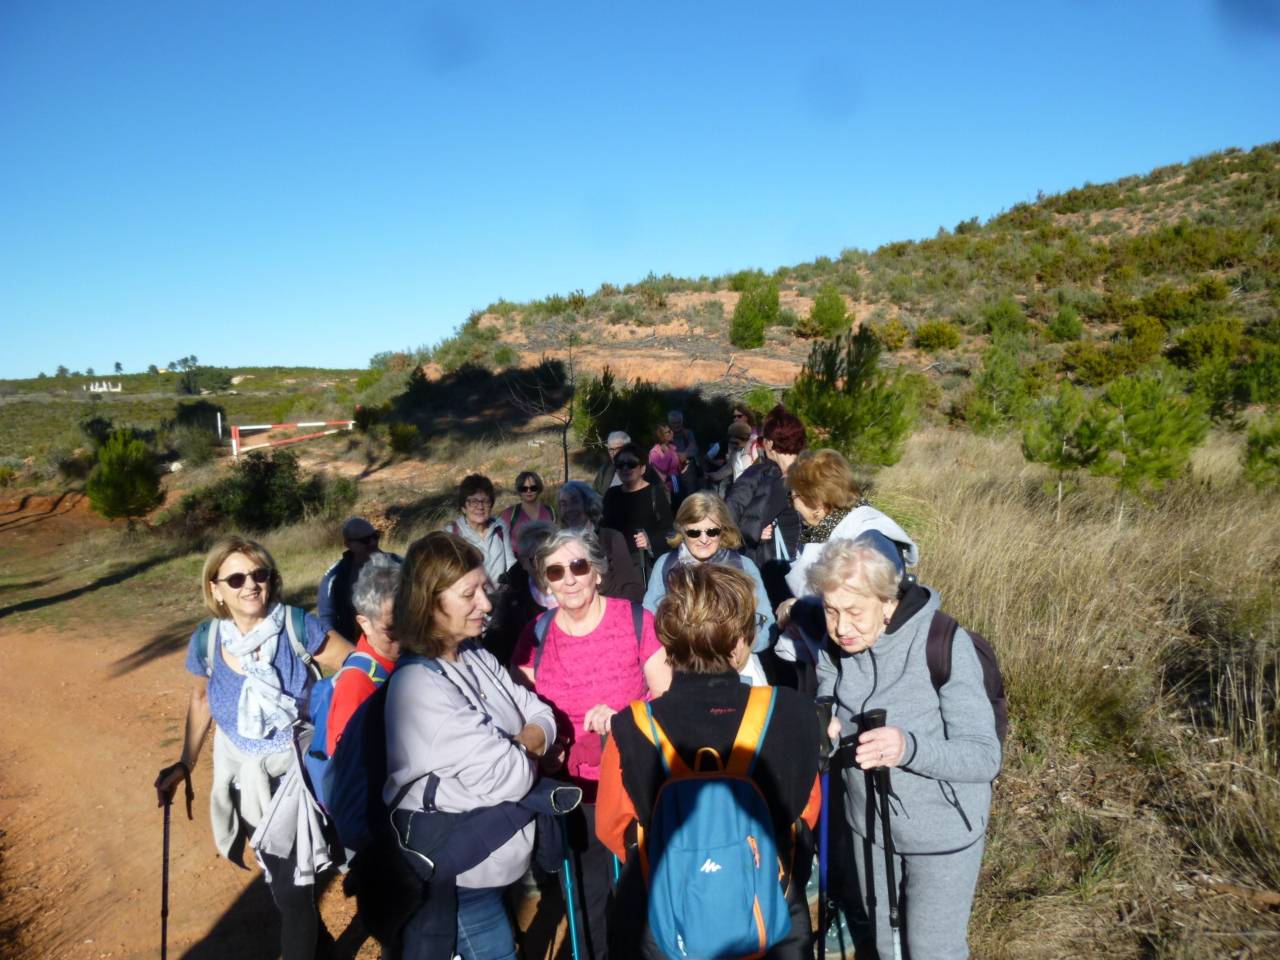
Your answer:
[154,403,1005,960]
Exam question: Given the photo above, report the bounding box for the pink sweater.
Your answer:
[513,597,662,795]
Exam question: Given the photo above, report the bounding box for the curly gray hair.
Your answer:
[352,552,403,620]
[531,528,610,590]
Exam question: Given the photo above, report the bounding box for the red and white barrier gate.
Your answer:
[230,420,355,458]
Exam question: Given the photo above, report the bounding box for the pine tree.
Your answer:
[1021,382,1110,522]
[86,430,164,529]
[786,327,915,468]
[1091,367,1209,522]
[1243,414,1280,490]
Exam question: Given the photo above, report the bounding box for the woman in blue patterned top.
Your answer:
[154,535,353,960]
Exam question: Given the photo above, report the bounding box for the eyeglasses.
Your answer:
[684,527,722,540]
[214,567,271,589]
[518,485,541,493]
[615,459,640,470]
[347,534,379,547]
[464,497,492,509]
[545,558,592,582]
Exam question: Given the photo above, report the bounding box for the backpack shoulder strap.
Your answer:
[532,609,557,672]
[196,619,216,677]
[926,610,959,692]
[726,686,776,777]
[631,701,687,776]
[284,605,320,680]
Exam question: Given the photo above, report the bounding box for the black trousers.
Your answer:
[562,804,614,960]
[260,849,319,960]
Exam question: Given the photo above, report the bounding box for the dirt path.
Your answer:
[0,496,377,959]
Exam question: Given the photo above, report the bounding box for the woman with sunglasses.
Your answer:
[498,470,556,556]
[642,492,776,658]
[601,442,674,585]
[512,528,673,960]
[558,480,645,604]
[154,536,353,960]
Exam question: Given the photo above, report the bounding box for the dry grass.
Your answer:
[872,429,1280,958]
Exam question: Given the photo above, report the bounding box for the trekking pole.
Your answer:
[158,763,195,960]
[814,697,835,960]
[561,824,582,960]
[863,709,902,960]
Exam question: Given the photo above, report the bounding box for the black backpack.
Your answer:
[925,611,1008,746]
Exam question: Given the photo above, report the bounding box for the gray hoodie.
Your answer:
[816,586,1000,855]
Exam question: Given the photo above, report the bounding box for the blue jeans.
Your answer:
[455,886,517,960]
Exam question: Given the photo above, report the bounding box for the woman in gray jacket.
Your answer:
[812,532,1000,960]
[384,531,558,960]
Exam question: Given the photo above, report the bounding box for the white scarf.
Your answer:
[218,604,299,741]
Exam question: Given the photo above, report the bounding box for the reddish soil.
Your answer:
[0,498,565,960]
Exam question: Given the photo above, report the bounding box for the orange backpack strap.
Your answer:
[630,701,689,777]
[726,686,777,777]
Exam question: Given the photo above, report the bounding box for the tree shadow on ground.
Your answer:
[0,551,181,621]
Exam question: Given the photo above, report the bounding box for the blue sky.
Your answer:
[2,0,1278,379]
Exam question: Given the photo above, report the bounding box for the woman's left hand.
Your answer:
[583,704,617,737]
[856,725,906,769]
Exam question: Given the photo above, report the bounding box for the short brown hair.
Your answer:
[788,448,861,512]
[655,563,756,673]
[394,531,485,658]
[668,492,744,550]
[762,404,806,455]
[201,536,282,618]
[457,474,495,510]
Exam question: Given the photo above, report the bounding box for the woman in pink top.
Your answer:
[513,528,671,960]
[499,470,556,555]
[647,424,681,496]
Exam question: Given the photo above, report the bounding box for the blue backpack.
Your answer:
[630,686,791,959]
[303,651,392,811]
[324,654,438,857]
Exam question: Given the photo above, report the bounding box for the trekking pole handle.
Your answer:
[862,708,887,731]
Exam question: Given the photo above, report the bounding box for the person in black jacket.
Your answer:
[601,443,674,585]
[596,562,821,959]
[725,405,807,610]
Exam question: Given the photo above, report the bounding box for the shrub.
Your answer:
[730,282,778,348]
[808,284,848,339]
[86,429,164,527]
[170,426,219,466]
[1022,383,1110,519]
[913,320,961,352]
[983,297,1028,338]
[388,422,419,454]
[869,316,910,351]
[1243,414,1280,489]
[728,269,767,292]
[775,307,799,329]
[353,404,384,433]
[1048,306,1084,342]
[740,385,778,422]
[1168,317,1244,370]
[177,450,355,533]
[1063,341,1121,387]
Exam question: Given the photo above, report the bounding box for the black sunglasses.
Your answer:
[347,533,379,547]
[684,527,722,540]
[215,567,271,589]
[519,484,541,493]
[615,459,641,470]
[545,558,592,582]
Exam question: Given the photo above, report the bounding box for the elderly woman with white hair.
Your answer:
[813,532,1001,960]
